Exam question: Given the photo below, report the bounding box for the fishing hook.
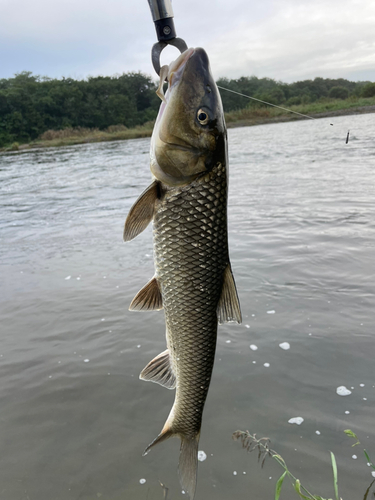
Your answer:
[147,0,188,75]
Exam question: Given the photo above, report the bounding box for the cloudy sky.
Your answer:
[1,0,375,83]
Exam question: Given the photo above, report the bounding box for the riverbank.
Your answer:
[2,96,375,152]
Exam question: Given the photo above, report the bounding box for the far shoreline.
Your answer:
[226,104,375,129]
[2,102,375,154]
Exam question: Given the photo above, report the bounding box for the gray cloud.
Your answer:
[1,0,374,82]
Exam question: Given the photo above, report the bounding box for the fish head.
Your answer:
[150,47,227,186]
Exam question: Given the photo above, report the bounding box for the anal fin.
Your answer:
[140,348,176,389]
[217,263,242,324]
[129,276,163,311]
[123,181,159,242]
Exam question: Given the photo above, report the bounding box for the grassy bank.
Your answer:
[224,95,375,127]
[2,96,375,152]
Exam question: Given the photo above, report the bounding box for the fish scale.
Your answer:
[154,162,228,437]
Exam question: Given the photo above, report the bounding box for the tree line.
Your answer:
[217,76,375,111]
[1,71,375,147]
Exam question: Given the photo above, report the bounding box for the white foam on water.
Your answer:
[279,342,290,350]
[252,361,256,364]
[336,386,352,396]
[363,398,367,401]
[267,310,275,314]
[76,277,81,280]
[65,276,71,280]
[245,324,250,328]
[249,345,258,351]
[137,345,141,348]
[226,340,231,343]
[345,411,350,414]
[198,450,207,462]
[233,471,237,476]
[352,455,357,460]
[139,479,146,484]
[84,359,90,363]
[264,363,270,367]
[101,318,105,321]
[288,417,304,425]
[316,431,321,435]
[360,384,365,387]
[372,471,375,478]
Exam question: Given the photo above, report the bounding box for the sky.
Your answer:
[1,0,375,83]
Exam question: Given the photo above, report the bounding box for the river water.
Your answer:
[1,113,375,500]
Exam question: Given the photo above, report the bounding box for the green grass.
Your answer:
[233,429,375,500]
[0,123,155,152]
[233,430,340,500]
[224,96,375,127]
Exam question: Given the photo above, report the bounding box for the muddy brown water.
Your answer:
[1,113,375,499]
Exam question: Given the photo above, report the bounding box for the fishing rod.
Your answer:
[147,0,188,75]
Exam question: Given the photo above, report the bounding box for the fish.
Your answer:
[123,47,241,499]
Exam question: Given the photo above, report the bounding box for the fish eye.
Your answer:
[197,109,209,125]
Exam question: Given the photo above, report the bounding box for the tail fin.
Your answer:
[178,433,200,500]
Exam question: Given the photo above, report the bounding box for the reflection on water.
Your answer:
[1,114,375,499]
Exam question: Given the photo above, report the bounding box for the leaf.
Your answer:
[330,452,339,500]
[343,429,360,446]
[364,450,375,470]
[275,471,287,500]
[294,479,311,500]
[344,429,357,439]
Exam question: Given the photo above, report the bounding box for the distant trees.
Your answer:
[329,86,350,99]
[216,75,371,112]
[361,82,375,98]
[0,71,373,147]
[0,71,159,147]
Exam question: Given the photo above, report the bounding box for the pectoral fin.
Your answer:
[217,263,242,324]
[129,276,163,311]
[140,348,176,389]
[123,181,159,242]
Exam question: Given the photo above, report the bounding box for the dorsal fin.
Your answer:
[123,181,159,242]
[129,276,163,311]
[140,348,176,389]
[217,263,242,324]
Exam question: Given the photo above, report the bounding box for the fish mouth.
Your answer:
[162,134,205,156]
[165,142,202,156]
[168,48,195,88]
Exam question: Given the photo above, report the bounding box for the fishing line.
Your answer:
[217,85,350,143]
